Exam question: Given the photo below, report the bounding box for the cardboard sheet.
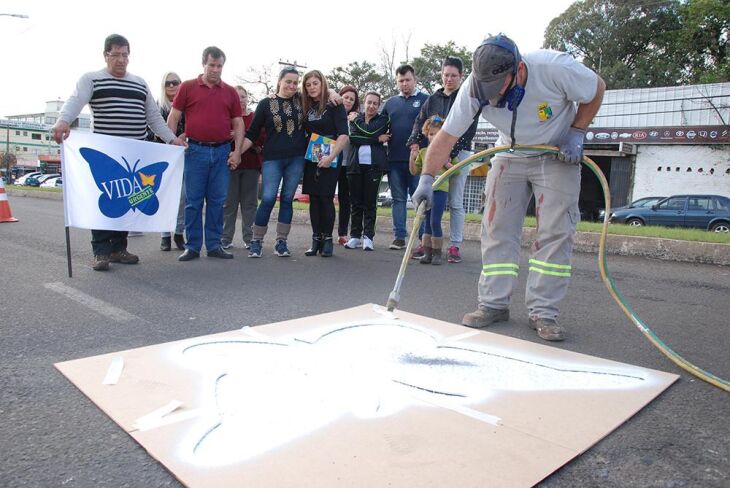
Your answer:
[55,304,677,487]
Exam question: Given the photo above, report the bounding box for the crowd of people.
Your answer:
[52,32,605,342]
[53,34,476,268]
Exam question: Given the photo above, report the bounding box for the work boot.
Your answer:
[431,237,443,265]
[420,234,432,264]
[462,307,509,328]
[92,255,110,271]
[528,316,566,341]
[109,250,139,264]
[321,236,334,257]
[305,234,323,256]
[160,236,171,251]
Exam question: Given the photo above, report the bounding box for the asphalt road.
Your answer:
[1,196,728,487]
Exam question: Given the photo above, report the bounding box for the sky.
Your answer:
[0,0,575,117]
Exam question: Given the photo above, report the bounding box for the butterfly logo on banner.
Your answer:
[80,148,169,218]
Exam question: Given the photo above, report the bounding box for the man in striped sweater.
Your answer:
[52,34,185,271]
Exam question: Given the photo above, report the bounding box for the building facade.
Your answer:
[1,101,91,177]
[473,82,730,219]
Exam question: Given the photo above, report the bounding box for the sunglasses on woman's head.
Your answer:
[165,80,181,87]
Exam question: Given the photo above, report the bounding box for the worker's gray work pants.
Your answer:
[478,155,581,320]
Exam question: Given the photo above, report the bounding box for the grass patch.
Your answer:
[373,206,728,244]
[8,184,62,193]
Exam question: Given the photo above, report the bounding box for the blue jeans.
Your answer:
[184,143,230,252]
[255,157,305,227]
[388,161,420,239]
[424,190,448,238]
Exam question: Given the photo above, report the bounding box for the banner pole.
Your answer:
[65,226,73,278]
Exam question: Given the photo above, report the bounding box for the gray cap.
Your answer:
[470,34,521,101]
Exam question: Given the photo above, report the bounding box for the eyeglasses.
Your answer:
[165,80,181,87]
[105,52,129,60]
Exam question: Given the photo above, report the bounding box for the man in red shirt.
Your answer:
[168,46,244,261]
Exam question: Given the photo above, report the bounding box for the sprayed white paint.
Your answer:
[102,357,124,385]
[167,320,650,467]
[633,145,730,199]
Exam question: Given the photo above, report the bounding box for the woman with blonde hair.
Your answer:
[156,71,185,251]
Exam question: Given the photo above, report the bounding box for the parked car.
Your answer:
[15,172,43,186]
[277,184,309,204]
[377,189,393,207]
[40,177,63,188]
[599,196,666,220]
[609,194,730,232]
[25,173,61,187]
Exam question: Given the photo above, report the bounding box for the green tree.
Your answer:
[543,0,684,89]
[327,61,389,95]
[677,0,729,83]
[410,41,473,93]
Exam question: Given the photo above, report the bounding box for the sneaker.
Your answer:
[528,317,566,341]
[345,237,362,249]
[462,307,509,328]
[447,246,462,263]
[411,244,425,260]
[243,241,251,250]
[389,239,406,250]
[221,241,233,249]
[92,255,110,271]
[109,250,139,264]
[362,236,374,251]
[274,239,291,257]
[248,239,262,258]
[337,236,348,246]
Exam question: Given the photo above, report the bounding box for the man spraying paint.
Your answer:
[411,34,605,341]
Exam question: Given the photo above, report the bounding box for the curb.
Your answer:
[9,188,729,266]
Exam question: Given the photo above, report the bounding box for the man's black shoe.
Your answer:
[160,236,171,251]
[207,248,234,259]
[178,249,200,262]
[173,233,186,250]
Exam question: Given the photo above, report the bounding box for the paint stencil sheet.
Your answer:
[55,304,677,487]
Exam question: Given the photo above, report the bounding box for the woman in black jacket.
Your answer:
[301,70,349,257]
[345,92,391,251]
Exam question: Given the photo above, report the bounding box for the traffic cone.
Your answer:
[0,179,18,223]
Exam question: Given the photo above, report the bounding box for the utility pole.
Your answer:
[278,59,307,71]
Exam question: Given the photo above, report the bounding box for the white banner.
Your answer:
[62,131,184,232]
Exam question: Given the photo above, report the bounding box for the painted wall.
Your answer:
[632,145,730,199]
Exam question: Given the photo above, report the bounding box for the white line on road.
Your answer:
[44,282,140,323]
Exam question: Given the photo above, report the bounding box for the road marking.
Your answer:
[44,282,139,323]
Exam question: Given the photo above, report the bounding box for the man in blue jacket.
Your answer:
[381,65,428,249]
